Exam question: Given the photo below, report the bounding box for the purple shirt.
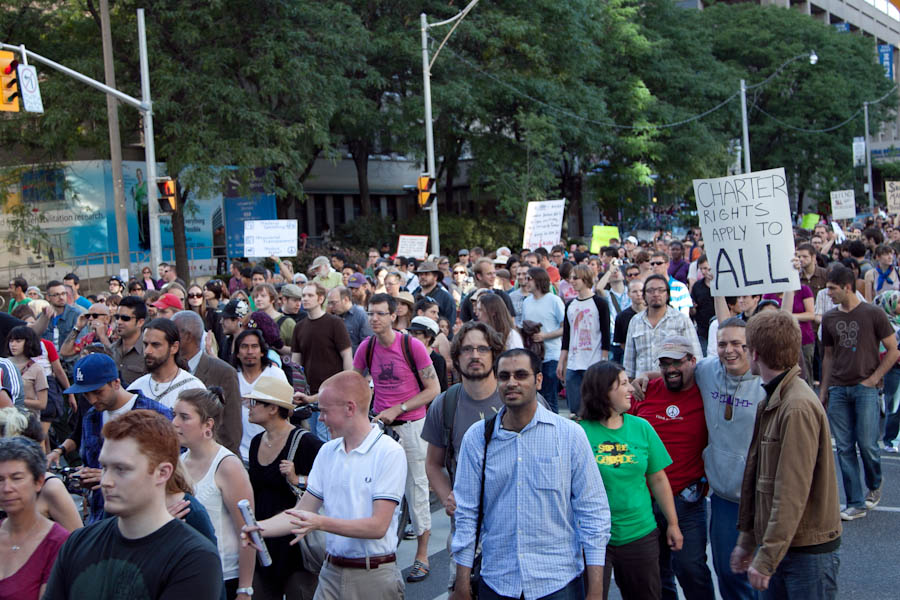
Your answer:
[764,285,815,345]
[668,260,689,284]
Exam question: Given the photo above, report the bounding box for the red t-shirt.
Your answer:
[631,378,707,494]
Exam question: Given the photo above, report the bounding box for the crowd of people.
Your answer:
[0,213,897,599]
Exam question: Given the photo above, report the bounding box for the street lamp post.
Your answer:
[864,101,875,215]
[420,0,480,258]
[739,50,818,174]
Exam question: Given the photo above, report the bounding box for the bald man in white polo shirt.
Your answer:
[247,371,408,599]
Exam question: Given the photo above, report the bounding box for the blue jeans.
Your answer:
[479,574,584,600]
[308,410,331,442]
[762,549,839,600]
[541,359,560,413]
[827,384,882,508]
[654,496,715,600]
[565,369,585,417]
[611,345,625,365]
[882,366,900,445]
[709,494,757,600]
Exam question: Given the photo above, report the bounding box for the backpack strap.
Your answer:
[401,333,425,392]
[441,383,463,477]
[364,335,376,374]
[609,291,621,314]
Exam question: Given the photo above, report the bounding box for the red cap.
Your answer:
[151,293,183,311]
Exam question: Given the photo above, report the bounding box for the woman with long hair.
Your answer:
[476,292,523,350]
[175,387,256,600]
[579,361,682,600]
[6,326,48,417]
[0,437,70,600]
[188,282,225,356]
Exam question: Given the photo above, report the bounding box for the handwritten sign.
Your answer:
[830,189,856,220]
[693,167,799,296]
[522,199,566,251]
[243,220,297,257]
[886,181,900,213]
[396,235,428,259]
[590,225,621,253]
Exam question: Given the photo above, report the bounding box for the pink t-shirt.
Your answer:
[353,333,432,421]
[0,521,69,600]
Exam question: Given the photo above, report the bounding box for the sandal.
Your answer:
[406,560,430,582]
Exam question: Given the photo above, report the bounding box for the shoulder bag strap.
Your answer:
[472,414,497,559]
[284,427,307,496]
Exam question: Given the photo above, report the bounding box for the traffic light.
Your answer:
[0,51,20,112]
[417,173,434,208]
[156,178,177,213]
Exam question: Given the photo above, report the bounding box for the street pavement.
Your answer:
[399,446,900,600]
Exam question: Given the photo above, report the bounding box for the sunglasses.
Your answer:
[85,314,104,320]
[113,314,134,322]
[453,271,467,275]
[649,261,666,266]
[187,293,204,298]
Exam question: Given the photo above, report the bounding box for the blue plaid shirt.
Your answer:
[80,391,173,523]
[451,403,611,600]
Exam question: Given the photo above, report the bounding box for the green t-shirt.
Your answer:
[580,414,672,545]
[8,296,30,314]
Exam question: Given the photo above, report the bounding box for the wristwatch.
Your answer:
[235,587,253,597]
[400,402,409,413]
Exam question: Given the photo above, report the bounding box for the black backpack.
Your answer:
[363,333,425,392]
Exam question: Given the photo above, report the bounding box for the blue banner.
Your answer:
[879,45,894,80]
[224,195,277,258]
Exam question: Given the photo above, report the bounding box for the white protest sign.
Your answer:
[243,220,297,257]
[830,189,856,220]
[886,181,900,213]
[522,199,566,251]
[693,167,800,296]
[396,235,428,259]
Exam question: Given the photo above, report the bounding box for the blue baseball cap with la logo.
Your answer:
[63,354,119,394]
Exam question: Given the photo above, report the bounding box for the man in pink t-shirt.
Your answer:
[353,293,440,582]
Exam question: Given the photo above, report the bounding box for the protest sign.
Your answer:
[522,199,566,251]
[396,235,429,259]
[693,167,800,296]
[243,220,297,257]
[590,225,621,253]
[830,189,856,220]
[800,214,820,230]
[886,181,900,213]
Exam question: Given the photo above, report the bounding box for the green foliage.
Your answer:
[337,215,520,255]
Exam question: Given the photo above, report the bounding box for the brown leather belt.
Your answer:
[325,553,397,569]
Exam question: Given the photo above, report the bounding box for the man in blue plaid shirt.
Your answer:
[450,348,611,600]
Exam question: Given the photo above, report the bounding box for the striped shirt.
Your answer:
[0,357,24,408]
[668,277,693,316]
[623,306,703,378]
[451,404,611,600]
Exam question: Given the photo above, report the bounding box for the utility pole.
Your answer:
[864,101,875,215]
[100,0,130,272]
[420,13,440,257]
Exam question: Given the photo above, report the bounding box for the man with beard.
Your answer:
[632,335,715,600]
[126,319,205,410]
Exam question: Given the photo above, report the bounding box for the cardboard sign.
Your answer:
[396,235,428,260]
[522,199,566,251]
[243,220,298,257]
[693,167,800,296]
[590,225,621,253]
[830,189,856,220]
[886,181,900,213]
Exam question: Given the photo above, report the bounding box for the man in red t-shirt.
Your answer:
[633,335,715,600]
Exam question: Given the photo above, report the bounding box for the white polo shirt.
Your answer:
[306,423,407,558]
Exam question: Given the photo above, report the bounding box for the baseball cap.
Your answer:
[221,298,250,320]
[408,316,439,337]
[347,273,367,288]
[244,376,295,411]
[64,354,119,394]
[280,284,303,299]
[108,275,123,284]
[626,236,638,245]
[658,335,694,360]
[153,294,184,310]
[151,293,183,311]
[458,249,469,256]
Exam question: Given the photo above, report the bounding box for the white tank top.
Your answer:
[184,445,240,580]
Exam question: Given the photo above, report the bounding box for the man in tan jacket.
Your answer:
[731,310,841,598]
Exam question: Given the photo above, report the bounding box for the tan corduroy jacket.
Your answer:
[736,366,842,576]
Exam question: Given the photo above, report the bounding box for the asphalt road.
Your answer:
[401,446,900,600]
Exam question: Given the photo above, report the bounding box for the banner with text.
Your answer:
[886,181,900,213]
[693,167,800,296]
[830,189,856,220]
[522,199,566,251]
[244,220,298,257]
[397,235,428,259]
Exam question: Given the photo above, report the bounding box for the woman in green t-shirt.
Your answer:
[579,361,683,600]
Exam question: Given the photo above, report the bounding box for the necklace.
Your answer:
[719,368,750,421]
[150,371,179,399]
[8,519,41,551]
[263,428,291,449]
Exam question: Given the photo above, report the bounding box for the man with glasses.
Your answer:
[632,336,716,600]
[110,296,148,387]
[43,280,85,354]
[450,348,610,599]
[59,302,112,361]
[624,264,642,282]
[460,258,516,323]
[107,275,125,297]
[364,247,380,278]
[624,274,701,380]
[416,260,457,325]
[649,251,692,317]
[352,293,440,582]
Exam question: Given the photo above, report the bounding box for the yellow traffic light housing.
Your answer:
[417,174,434,208]
[0,51,20,112]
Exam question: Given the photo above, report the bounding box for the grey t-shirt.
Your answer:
[694,356,765,503]
[421,386,504,459]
